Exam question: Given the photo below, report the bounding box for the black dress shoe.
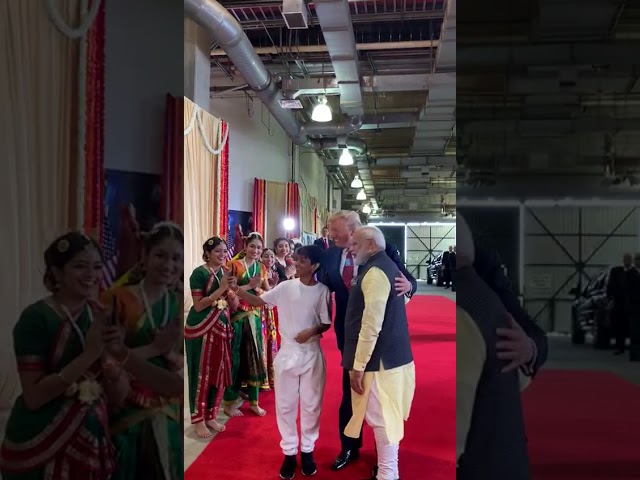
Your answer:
[331,449,359,470]
[301,451,317,476]
[279,455,297,479]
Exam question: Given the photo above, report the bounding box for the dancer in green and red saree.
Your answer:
[260,248,281,390]
[0,232,123,480]
[222,232,271,417]
[101,223,183,480]
[184,237,238,438]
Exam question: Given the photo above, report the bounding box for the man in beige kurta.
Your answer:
[343,226,416,480]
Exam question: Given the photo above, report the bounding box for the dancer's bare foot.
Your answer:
[206,419,226,432]
[249,405,266,416]
[224,406,244,417]
[194,422,212,439]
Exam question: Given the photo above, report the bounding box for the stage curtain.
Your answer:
[183,98,229,311]
[301,191,317,235]
[286,182,301,239]
[162,94,184,225]
[253,178,266,239]
[265,181,287,243]
[83,0,105,242]
[0,0,102,441]
[219,122,229,238]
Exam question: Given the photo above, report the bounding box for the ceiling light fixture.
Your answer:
[356,189,366,201]
[311,96,332,122]
[350,175,363,189]
[339,148,354,166]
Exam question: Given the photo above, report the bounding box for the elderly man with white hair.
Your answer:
[341,226,415,480]
[456,214,531,479]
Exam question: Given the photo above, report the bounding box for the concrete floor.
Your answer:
[543,333,640,385]
[416,280,456,300]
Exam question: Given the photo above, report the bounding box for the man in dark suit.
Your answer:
[607,253,640,359]
[319,210,417,472]
[314,227,334,250]
[442,245,453,288]
[450,245,457,292]
[473,242,548,376]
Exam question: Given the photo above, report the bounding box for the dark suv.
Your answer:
[570,271,613,348]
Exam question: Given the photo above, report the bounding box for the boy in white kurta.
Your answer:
[236,245,331,479]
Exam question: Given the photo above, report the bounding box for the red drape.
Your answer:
[161,94,184,224]
[285,182,301,238]
[83,0,105,240]
[253,178,266,238]
[219,121,229,238]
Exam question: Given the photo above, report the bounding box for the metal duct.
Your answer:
[316,137,367,155]
[302,116,363,137]
[314,0,364,117]
[184,0,363,151]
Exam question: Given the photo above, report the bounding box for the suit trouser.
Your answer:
[443,268,451,286]
[340,367,364,451]
[613,309,629,351]
[275,342,326,455]
[629,313,640,360]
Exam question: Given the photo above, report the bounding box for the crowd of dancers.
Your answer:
[0,222,185,480]
[185,210,419,480]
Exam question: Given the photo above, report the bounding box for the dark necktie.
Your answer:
[324,238,328,249]
[342,251,355,290]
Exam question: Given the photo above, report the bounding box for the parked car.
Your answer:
[426,253,445,286]
[570,270,614,348]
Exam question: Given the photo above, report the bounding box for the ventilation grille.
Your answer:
[282,0,308,29]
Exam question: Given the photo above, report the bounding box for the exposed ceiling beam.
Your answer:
[461,117,640,134]
[457,43,640,68]
[281,73,431,96]
[211,40,437,56]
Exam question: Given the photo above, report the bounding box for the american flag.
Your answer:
[101,213,118,289]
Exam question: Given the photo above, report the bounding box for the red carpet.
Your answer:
[185,295,456,480]
[522,370,640,479]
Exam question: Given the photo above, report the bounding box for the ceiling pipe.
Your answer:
[314,0,364,117]
[184,0,364,152]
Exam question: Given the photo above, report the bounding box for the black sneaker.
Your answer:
[300,451,317,476]
[279,455,297,479]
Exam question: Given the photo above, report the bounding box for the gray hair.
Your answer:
[355,226,386,250]
[456,213,475,268]
[328,210,362,232]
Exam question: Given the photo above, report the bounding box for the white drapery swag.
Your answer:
[0,0,96,442]
[183,98,229,314]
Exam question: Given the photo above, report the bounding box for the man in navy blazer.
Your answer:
[319,210,417,472]
[314,227,334,250]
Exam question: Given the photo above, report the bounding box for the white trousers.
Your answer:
[365,378,400,480]
[274,342,326,456]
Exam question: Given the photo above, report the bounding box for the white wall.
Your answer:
[105,0,183,174]
[211,96,293,212]
[297,150,329,213]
